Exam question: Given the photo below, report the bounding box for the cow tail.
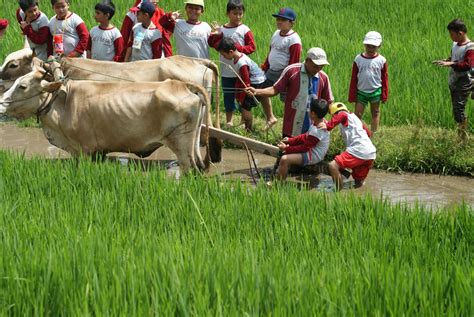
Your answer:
[206,60,223,163]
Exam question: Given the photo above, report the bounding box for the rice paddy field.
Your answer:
[0,1,474,315]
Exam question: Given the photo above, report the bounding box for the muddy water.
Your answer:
[0,123,472,209]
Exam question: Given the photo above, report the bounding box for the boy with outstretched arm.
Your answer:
[320,102,376,191]
[87,1,124,62]
[16,0,49,61]
[277,99,330,180]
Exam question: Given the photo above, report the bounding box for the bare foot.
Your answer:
[263,118,278,131]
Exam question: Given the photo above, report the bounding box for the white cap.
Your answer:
[306,47,330,66]
[184,0,205,7]
[363,31,382,46]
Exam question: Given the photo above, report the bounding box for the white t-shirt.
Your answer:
[89,26,122,61]
[49,13,87,58]
[219,24,252,77]
[339,112,376,160]
[268,30,301,71]
[130,23,162,61]
[233,54,265,85]
[307,125,330,165]
[18,10,49,61]
[354,53,387,93]
[173,20,210,59]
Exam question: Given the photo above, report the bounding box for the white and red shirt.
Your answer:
[208,24,256,77]
[16,9,49,61]
[326,111,376,160]
[48,12,89,57]
[88,26,124,62]
[274,63,334,137]
[160,14,211,59]
[450,41,474,72]
[348,53,389,102]
[128,23,162,61]
[262,30,302,72]
[232,53,265,103]
[285,122,330,164]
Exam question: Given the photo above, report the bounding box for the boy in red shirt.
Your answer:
[16,0,49,61]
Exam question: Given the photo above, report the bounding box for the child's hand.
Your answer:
[278,142,287,151]
[281,137,289,144]
[171,11,181,21]
[210,21,221,34]
[20,21,28,30]
[317,122,327,130]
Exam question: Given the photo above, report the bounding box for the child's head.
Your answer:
[94,0,115,23]
[226,0,244,26]
[310,99,329,120]
[363,31,382,54]
[447,19,468,42]
[51,0,70,19]
[272,8,296,32]
[185,0,205,22]
[19,0,40,20]
[218,37,238,60]
[137,1,155,22]
[328,102,349,116]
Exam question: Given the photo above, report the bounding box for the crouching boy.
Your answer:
[277,99,330,180]
[321,102,376,190]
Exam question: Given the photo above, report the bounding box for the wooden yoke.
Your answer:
[50,61,64,82]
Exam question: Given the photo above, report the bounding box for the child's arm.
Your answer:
[348,62,358,103]
[120,13,135,47]
[285,134,320,154]
[361,122,373,138]
[69,22,89,57]
[325,112,348,131]
[151,37,163,59]
[261,46,271,71]
[235,65,252,104]
[286,134,305,146]
[381,62,389,103]
[159,12,179,34]
[124,33,133,62]
[235,31,256,55]
[113,36,125,62]
[207,32,222,50]
[288,43,302,65]
[451,48,474,72]
[86,34,92,59]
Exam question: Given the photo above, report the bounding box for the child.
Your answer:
[321,102,376,191]
[348,31,388,132]
[16,0,49,61]
[0,19,8,38]
[48,0,89,58]
[87,1,124,62]
[208,0,256,127]
[218,37,276,131]
[276,99,330,180]
[433,19,473,140]
[120,0,172,58]
[124,1,162,62]
[159,0,211,59]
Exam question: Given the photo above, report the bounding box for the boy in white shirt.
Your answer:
[17,0,49,61]
[87,1,124,62]
[348,31,389,132]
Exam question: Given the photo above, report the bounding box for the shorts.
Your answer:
[262,68,283,88]
[357,88,382,105]
[222,77,238,113]
[240,82,265,111]
[302,152,322,166]
[334,151,374,182]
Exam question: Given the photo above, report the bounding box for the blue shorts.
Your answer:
[222,77,238,113]
[302,152,322,166]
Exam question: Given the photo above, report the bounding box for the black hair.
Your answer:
[95,0,115,19]
[217,37,236,53]
[227,0,245,13]
[310,99,328,119]
[19,0,38,11]
[447,19,468,33]
[51,0,70,5]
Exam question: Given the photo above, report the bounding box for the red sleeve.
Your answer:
[452,50,474,71]
[235,31,256,55]
[128,31,134,48]
[0,19,8,29]
[261,46,271,71]
[235,65,251,104]
[23,25,49,45]
[240,65,251,87]
[113,37,125,62]
[16,9,22,24]
[274,68,291,93]
[381,62,389,102]
[318,75,334,104]
[120,15,135,47]
[326,112,348,131]
[207,33,223,50]
[286,134,305,145]
[159,13,176,33]
[151,38,163,59]
[362,122,373,138]
[87,35,92,51]
[348,62,359,103]
[162,31,173,57]
[72,22,89,55]
[288,43,302,65]
[286,134,320,154]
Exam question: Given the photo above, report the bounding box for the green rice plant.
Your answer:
[0,150,472,315]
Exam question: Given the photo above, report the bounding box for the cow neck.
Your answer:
[36,91,60,123]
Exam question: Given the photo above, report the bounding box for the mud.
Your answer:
[0,123,472,209]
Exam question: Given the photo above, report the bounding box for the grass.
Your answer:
[0,150,473,315]
[0,0,473,131]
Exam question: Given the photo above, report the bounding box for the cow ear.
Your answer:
[41,80,62,93]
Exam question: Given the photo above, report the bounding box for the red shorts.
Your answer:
[334,151,374,181]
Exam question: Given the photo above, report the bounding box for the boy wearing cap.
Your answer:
[124,1,162,62]
[348,31,388,132]
[433,19,473,140]
[159,0,211,59]
[120,0,172,58]
[0,19,8,38]
[247,47,334,138]
[16,0,49,61]
[87,1,124,62]
[320,102,376,191]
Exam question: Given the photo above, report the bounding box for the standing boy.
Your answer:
[16,0,49,61]
[208,0,256,127]
[348,31,389,132]
[159,0,211,59]
[433,19,473,139]
[277,99,330,181]
[124,1,162,62]
[48,0,89,58]
[320,102,376,191]
[87,1,124,62]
